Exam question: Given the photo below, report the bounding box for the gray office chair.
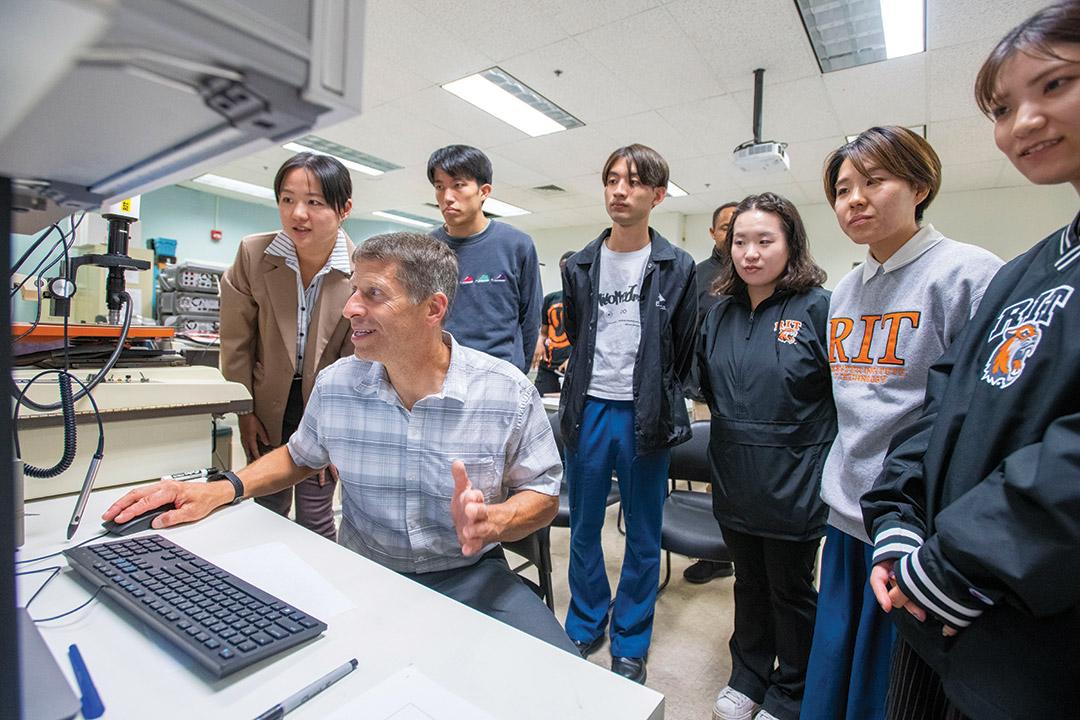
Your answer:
[658,420,731,593]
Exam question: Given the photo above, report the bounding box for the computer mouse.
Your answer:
[102,503,176,536]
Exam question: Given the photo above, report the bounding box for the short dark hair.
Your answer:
[711,192,826,298]
[559,250,575,266]
[354,232,459,325]
[823,126,941,223]
[274,152,352,215]
[975,2,1080,116]
[602,144,669,189]
[711,202,738,227]
[427,145,493,186]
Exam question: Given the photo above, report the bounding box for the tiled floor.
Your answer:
[519,503,737,720]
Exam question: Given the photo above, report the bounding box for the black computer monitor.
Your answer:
[2,177,21,718]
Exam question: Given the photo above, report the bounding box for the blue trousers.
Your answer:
[564,397,669,658]
[801,526,896,720]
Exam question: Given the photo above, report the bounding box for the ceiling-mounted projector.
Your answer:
[732,68,790,174]
[733,141,789,173]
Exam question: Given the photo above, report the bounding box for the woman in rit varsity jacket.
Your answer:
[862,3,1080,718]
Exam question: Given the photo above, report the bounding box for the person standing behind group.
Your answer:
[683,200,740,584]
[428,144,542,373]
[800,127,1002,720]
[701,193,835,720]
[220,152,357,540]
[863,3,1080,717]
[560,144,697,684]
[532,250,575,396]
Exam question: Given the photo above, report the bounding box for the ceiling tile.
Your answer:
[822,53,927,134]
[928,0,1050,50]
[941,160,1007,192]
[499,39,646,124]
[928,115,1001,166]
[927,42,996,122]
[530,0,664,36]
[667,0,821,89]
[574,7,724,110]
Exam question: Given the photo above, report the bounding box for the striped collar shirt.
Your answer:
[287,333,562,573]
[264,229,351,374]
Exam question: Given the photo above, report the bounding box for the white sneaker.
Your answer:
[754,711,781,720]
[712,686,760,720]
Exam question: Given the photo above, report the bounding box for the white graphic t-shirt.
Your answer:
[588,242,650,400]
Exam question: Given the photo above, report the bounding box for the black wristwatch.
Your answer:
[209,470,244,505]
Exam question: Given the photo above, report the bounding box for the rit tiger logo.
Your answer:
[775,319,802,344]
[982,285,1073,389]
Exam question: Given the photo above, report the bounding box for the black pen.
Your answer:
[252,658,358,720]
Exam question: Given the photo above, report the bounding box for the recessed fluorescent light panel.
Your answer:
[192,174,276,201]
[442,67,584,137]
[795,0,925,73]
[283,135,402,176]
[372,210,437,228]
[666,182,688,198]
[482,197,530,217]
[845,124,925,142]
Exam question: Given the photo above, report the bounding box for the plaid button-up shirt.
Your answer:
[288,333,562,573]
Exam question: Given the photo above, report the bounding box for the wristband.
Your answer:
[209,470,244,505]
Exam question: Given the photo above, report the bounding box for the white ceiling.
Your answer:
[185,0,1048,232]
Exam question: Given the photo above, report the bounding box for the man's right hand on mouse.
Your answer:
[102,478,235,530]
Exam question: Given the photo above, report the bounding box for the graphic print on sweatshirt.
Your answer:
[981,284,1073,389]
[829,311,921,384]
[460,272,508,285]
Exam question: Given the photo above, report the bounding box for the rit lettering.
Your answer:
[830,312,920,365]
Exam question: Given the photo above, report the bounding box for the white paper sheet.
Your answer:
[209,542,357,620]
[323,666,498,720]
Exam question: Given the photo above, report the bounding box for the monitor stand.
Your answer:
[17,607,79,720]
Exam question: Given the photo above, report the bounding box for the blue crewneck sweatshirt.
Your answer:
[431,220,542,372]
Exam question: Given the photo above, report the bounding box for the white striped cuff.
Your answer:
[895,550,984,629]
[872,526,924,564]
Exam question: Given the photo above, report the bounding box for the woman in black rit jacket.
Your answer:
[699,193,836,720]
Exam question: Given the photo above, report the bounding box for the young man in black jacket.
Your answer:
[559,144,697,684]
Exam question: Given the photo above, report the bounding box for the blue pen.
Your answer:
[68,644,105,719]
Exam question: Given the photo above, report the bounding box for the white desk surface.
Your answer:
[18,488,664,720]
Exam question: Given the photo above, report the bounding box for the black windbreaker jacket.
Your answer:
[559,228,697,455]
[697,286,836,541]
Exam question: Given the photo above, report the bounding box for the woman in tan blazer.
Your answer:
[219,153,356,539]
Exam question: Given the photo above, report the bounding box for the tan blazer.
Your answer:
[220,231,356,446]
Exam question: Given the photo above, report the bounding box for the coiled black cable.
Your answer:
[14,370,104,479]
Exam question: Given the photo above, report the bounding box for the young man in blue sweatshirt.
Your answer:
[560,144,698,684]
[428,145,542,373]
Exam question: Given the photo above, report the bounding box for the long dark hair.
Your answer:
[975,1,1080,116]
[273,152,353,215]
[711,192,826,298]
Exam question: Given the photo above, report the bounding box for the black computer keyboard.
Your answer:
[64,534,327,678]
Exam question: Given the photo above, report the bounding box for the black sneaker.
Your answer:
[571,634,604,658]
[683,559,734,584]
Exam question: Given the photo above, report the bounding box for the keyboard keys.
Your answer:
[64,535,326,678]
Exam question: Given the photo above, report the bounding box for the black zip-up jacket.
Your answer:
[698,287,836,541]
[862,214,1080,719]
[559,228,697,455]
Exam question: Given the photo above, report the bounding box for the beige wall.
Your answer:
[530,183,1077,295]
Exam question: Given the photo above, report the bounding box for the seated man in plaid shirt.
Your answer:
[104,231,576,653]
